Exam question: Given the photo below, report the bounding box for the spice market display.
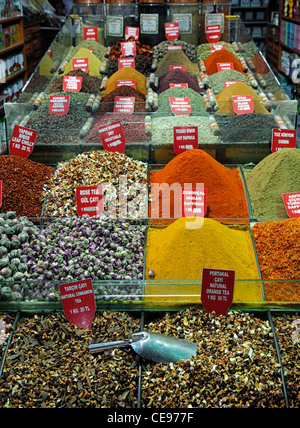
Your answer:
[0,2,300,409]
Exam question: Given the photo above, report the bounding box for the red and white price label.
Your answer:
[282,193,300,218]
[169,83,188,89]
[174,126,198,155]
[117,80,136,89]
[76,185,103,217]
[114,96,135,113]
[0,180,2,208]
[206,24,221,43]
[118,58,135,69]
[271,129,297,152]
[84,27,98,41]
[121,41,136,57]
[168,45,182,51]
[63,75,82,92]
[169,65,186,72]
[49,95,70,115]
[170,97,191,116]
[60,279,96,330]
[72,58,89,73]
[201,268,235,316]
[182,187,206,218]
[217,62,234,72]
[232,95,254,115]
[224,80,241,88]
[98,121,126,153]
[211,44,226,53]
[125,26,139,40]
[9,125,37,158]
[165,22,180,41]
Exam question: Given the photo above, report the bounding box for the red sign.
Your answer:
[49,95,70,115]
[9,125,37,158]
[117,80,136,89]
[0,180,2,208]
[76,185,103,217]
[63,75,82,92]
[118,58,135,69]
[114,96,135,113]
[125,26,139,40]
[72,58,89,73]
[182,187,206,217]
[174,126,198,155]
[84,27,98,41]
[165,22,180,41]
[224,80,242,88]
[169,83,188,89]
[98,121,126,153]
[169,65,186,72]
[272,129,297,152]
[217,62,234,72]
[206,25,221,43]
[232,95,254,115]
[170,97,191,116]
[60,279,96,330]
[121,41,136,57]
[201,268,235,316]
[211,44,226,53]
[282,193,300,218]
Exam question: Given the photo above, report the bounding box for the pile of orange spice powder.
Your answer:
[252,218,300,302]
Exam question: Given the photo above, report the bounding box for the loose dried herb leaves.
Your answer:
[0,311,141,408]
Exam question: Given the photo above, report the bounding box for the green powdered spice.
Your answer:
[155,50,199,76]
[208,70,250,95]
[66,40,107,62]
[245,148,300,220]
[197,42,238,61]
[157,87,207,115]
[151,115,219,145]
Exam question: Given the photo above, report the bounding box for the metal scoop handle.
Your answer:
[89,339,132,353]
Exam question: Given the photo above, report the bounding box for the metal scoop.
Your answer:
[89,331,198,364]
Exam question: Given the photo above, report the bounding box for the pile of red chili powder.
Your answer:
[252,218,300,302]
[149,149,249,224]
[0,155,54,218]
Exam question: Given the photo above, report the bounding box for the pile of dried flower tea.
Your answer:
[43,151,148,218]
[0,311,141,408]
[141,308,285,408]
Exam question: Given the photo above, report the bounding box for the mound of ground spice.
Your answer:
[155,50,199,76]
[252,218,300,302]
[205,49,245,75]
[245,148,300,220]
[99,86,146,113]
[157,68,201,93]
[103,67,147,94]
[0,155,54,218]
[149,149,249,223]
[47,70,101,94]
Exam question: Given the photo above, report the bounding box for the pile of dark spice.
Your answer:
[0,311,141,408]
[105,56,153,78]
[0,155,54,217]
[273,313,300,408]
[157,68,201,93]
[47,70,101,94]
[153,40,197,63]
[27,92,91,145]
[252,218,300,302]
[142,308,285,408]
[17,74,52,101]
[215,113,276,142]
[99,86,146,113]
[85,113,150,144]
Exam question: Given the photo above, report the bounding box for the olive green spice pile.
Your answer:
[196,42,238,61]
[208,70,251,95]
[157,86,207,115]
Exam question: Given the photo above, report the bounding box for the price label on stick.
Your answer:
[174,126,198,155]
[165,22,179,41]
[76,185,103,217]
[118,58,135,69]
[282,193,300,218]
[170,97,191,116]
[9,125,37,158]
[63,76,82,92]
[201,268,235,316]
[182,187,207,218]
[84,27,98,41]
[232,95,254,115]
[98,121,126,153]
[271,129,297,152]
[121,41,136,57]
[125,26,139,40]
[114,96,135,113]
[60,279,96,330]
[206,24,221,43]
[49,95,70,115]
[72,58,89,73]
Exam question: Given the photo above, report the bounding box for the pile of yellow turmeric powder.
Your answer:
[145,217,263,303]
